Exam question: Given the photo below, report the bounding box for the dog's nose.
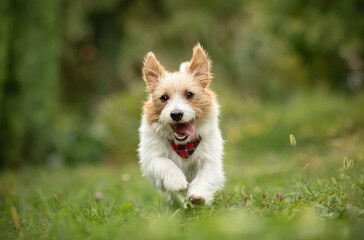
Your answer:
[170,110,184,122]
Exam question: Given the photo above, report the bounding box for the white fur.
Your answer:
[138,64,225,206]
[179,61,189,72]
[159,93,195,126]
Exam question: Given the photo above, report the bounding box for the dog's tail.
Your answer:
[179,62,189,72]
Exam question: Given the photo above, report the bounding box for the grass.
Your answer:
[1,90,364,239]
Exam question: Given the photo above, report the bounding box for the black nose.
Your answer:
[170,110,184,122]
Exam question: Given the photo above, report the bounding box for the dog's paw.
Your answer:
[188,194,205,205]
[163,172,188,192]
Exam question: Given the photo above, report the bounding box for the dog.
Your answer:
[138,43,225,206]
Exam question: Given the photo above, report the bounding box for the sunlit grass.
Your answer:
[1,90,363,239]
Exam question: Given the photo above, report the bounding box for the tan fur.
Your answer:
[187,43,213,88]
[142,52,165,92]
[142,44,214,126]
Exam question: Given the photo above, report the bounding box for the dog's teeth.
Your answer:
[173,132,188,141]
[174,133,185,139]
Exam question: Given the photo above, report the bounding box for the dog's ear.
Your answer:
[187,43,212,88]
[142,52,165,92]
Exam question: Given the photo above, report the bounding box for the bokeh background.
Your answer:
[1,1,364,239]
[1,0,363,168]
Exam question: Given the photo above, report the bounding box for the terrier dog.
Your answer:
[138,43,225,206]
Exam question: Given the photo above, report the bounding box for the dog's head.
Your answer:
[142,43,214,142]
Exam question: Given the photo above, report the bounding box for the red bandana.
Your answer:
[169,136,201,159]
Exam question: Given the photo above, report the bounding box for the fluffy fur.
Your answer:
[138,44,225,206]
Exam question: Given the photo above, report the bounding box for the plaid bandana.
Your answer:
[169,136,201,159]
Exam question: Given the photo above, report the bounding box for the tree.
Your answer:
[0,0,60,168]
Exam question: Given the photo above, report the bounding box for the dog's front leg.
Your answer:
[187,160,225,205]
[145,157,188,192]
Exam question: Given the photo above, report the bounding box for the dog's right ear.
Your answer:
[142,52,165,92]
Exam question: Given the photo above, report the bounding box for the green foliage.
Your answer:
[1,0,364,166]
[90,90,143,162]
[0,0,60,167]
[264,0,364,90]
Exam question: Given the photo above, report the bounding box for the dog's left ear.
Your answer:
[187,43,212,88]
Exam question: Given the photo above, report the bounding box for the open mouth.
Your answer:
[170,120,195,142]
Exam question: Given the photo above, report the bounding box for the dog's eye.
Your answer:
[186,91,194,99]
[160,95,169,102]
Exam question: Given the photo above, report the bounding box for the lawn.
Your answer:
[1,90,363,239]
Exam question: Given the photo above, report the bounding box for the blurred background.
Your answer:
[1,0,364,169]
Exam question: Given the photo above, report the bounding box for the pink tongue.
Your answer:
[173,122,195,136]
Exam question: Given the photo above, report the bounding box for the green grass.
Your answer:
[1,90,364,239]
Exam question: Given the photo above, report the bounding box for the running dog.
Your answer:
[138,43,225,206]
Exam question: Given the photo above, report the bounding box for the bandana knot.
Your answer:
[169,136,201,159]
